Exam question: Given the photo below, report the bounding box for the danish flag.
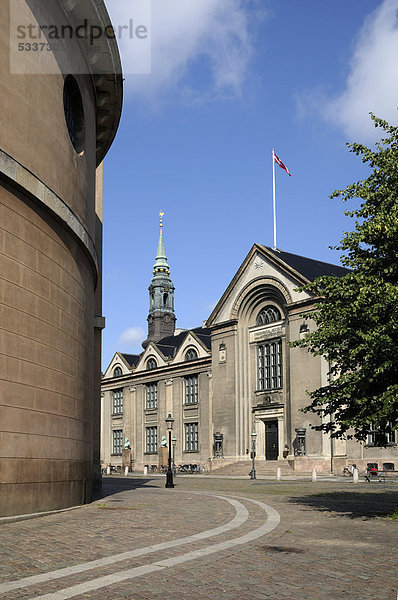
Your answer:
[274,152,291,176]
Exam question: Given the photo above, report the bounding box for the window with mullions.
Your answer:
[185,375,198,404]
[146,382,158,410]
[112,389,123,415]
[256,306,281,326]
[367,422,395,446]
[185,422,198,452]
[145,426,158,453]
[113,366,122,377]
[257,340,282,390]
[112,429,123,455]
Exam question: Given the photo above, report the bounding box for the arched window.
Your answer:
[185,348,198,361]
[63,75,85,153]
[113,366,122,378]
[146,358,157,370]
[256,306,281,326]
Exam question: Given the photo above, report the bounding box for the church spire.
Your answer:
[153,211,170,275]
[142,212,176,348]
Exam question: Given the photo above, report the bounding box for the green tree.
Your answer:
[293,114,398,444]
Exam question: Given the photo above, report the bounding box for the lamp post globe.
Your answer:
[250,429,257,480]
[165,414,175,488]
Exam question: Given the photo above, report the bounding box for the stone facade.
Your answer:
[0,0,122,516]
[102,242,398,474]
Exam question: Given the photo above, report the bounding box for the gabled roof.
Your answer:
[206,244,350,327]
[260,246,349,281]
[120,353,140,368]
[155,327,211,359]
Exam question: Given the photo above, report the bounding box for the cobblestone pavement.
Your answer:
[0,476,397,600]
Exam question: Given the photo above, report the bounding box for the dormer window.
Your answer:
[185,348,198,361]
[146,358,157,370]
[113,366,122,378]
[256,306,281,326]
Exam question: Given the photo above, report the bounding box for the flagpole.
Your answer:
[272,148,276,250]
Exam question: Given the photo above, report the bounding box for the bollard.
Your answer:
[106,466,110,475]
[276,467,281,481]
[143,466,148,475]
[353,468,359,483]
[124,466,129,476]
[311,468,317,482]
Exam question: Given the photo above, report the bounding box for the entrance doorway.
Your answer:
[265,420,278,460]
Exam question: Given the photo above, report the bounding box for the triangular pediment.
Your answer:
[173,331,211,364]
[206,244,312,327]
[134,342,168,373]
[103,352,133,379]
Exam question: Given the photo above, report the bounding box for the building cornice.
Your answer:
[0,149,99,284]
[101,357,212,389]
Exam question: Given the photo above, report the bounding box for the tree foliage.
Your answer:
[293,114,398,444]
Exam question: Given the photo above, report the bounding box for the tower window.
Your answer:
[145,427,158,453]
[185,422,199,452]
[367,422,395,446]
[185,375,198,404]
[112,430,123,455]
[112,389,123,415]
[146,383,158,410]
[185,348,198,361]
[256,306,281,326]
[163,293,168,306]
[63,75,85,153]
[146,358,157,370]
[257,340,282,390]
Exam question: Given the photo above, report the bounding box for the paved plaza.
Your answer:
[0,476,397,600]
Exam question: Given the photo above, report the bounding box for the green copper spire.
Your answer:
[143,211,176,348]
[153,211,170,275]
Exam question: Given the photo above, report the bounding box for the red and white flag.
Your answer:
[274,152,291,176]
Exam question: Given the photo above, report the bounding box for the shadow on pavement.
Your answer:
[288,491,398,519]
[93,476,158,501]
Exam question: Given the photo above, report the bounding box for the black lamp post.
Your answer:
[165,413,175,488]
[249,429,257,480]
[172,435,177,476]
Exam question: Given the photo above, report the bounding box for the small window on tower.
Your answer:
[146,358,157,370]
[163,293,168,306]
[185,348,198,361]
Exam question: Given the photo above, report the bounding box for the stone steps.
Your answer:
[209,459,296,476]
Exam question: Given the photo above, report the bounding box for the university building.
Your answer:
[101,226,397,475]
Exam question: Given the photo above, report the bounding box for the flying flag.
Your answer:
[271,149,292,250]
[274,152,291,176]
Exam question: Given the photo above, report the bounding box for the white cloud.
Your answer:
[118,326,145,347]
[325,0,398,141]
[296,0,398,142]
[105,0,259,102]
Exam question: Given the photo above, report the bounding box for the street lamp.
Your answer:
[165,413,175,488]
[249,429,257,480]
[172,435,177,476]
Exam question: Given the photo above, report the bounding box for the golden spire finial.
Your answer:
[159,211,164,231]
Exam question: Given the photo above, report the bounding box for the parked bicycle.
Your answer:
[176,463,205,474]
[342,464,357,477]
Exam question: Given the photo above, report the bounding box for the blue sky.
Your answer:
[101,0,398,368]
